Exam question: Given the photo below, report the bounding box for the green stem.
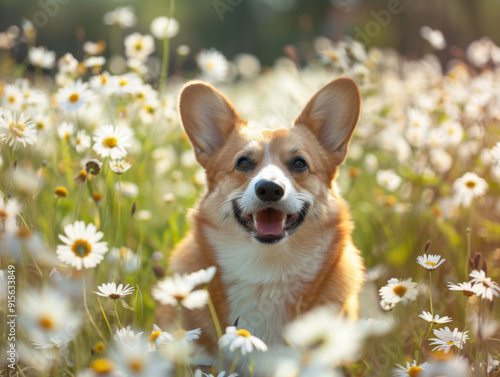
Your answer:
[417,322,433,365]
[459,298,469,358]
[206,288,223,371]
[158,0,175,93]
[429,271,434,317]
[158,36,170,93]
[82,275,106,341]
[114,299,123,329]
[74,174,89,221]
[229,349,241,375]
[97,297,113,335]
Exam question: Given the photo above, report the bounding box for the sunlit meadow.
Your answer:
[0,5,500,377]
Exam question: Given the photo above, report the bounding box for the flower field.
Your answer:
[1,5,500,377]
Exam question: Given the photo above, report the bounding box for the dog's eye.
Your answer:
[290,157,308,172]
[236,156,254,171]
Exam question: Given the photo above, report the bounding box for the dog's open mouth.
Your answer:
[234,204,308,244]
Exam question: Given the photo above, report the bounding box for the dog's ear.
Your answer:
[178,81,245,168]
[294,78,360,165]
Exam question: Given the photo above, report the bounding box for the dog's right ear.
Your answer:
[178,81,245,169]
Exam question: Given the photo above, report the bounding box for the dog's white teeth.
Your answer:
[253,214,258,230]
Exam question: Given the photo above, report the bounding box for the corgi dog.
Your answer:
[160,77,365,373]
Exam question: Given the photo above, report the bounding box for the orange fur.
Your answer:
[157,78,365,371]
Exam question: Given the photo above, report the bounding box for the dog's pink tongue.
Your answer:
[255,209,284,236]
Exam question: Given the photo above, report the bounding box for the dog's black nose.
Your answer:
[255,180,284,202]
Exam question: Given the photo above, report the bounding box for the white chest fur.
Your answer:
[205,226,331,345]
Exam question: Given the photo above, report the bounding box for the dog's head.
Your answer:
[179,78,360,245]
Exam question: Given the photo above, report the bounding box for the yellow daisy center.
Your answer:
[119,79,128,86]
[205,61,214,71]
[465,180,476,189]
[129,357,144,372]
[425,261,436,266]
[100,75,108,84]
[447,341,454,345]
[17,228,32,238]
[408,366,423,377]
[172,329,186,340]
[149,330,162,342]
[135,42,143,51]
[103,136,118,148]
[71,239,91,258]
[8,95,15,103]
[54,186,68,197]
[69,93,80,103]
[236,329,251,337]
[9,122,25,138]
[38,313,55,330]
[324,50,339,62]
[93,341,106,353]
[393,285,407,298]
[91,358,115,374]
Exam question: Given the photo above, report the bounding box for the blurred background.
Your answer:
[1,0,500,70]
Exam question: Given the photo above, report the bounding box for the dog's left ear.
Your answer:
[294,78,360,165]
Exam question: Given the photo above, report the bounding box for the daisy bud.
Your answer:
[474,252,481,270]
[153,263,165,278]
[41,159,48,167]
[424,239,431,253]
[74,169,88,184]
[92,191,102,203]
[131,201,136,216]
[85,159,103,176]
[482,260,488,275]
[54,186,68,198]
[91,341,106,355]
[469,258,475,270]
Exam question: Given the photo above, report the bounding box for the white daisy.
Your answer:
[285,305,362,366]
[19,288,82,343]
[219,326,268,356]
[160,327,202,348]
[491,142,500,166]
[106,247,141,273]
[92,125,132,159]
[418,311,452,324]
[376,170,402,192]
[197,49,228,83]
[428,327,469,353]
[392,360,430,377]
[469,269,500,301]
[57,121,75,141]
[124,33,155,62]
[0,110,37,149]
[28,46,56,69]
[111,340,172,376]
[196,371,238,377]
[420,26,446,50]
[380,299,396,311]
[56,221,109,270]
[416,254,446,271]
[103,6,137,29]
[1,84,23,110]
[186,266,217,286]
[447,281,475,297]
[32,337,70,350]
[150,16,180,39]
[148,324,169,350]
[84,56,106,70]
[439,120,463,147]
[407,108,431,130]
[109,159,131,174]
[114,181,139,198]
[114,325,143,345]
[152,274,208,310]
[56,80,92,112]
[379,278,419,306]
[109,73,143,96]
[94,282,135,299]
[452,172,488,207]
[73,130,91,153]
